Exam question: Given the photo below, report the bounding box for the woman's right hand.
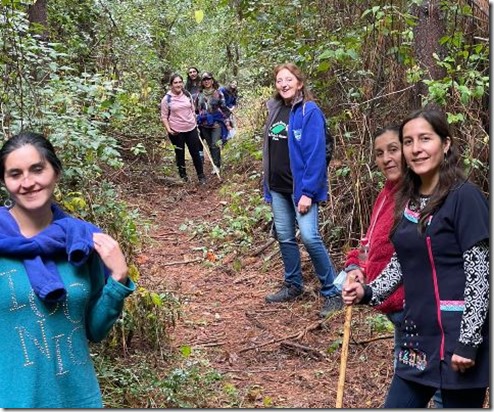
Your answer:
[342,279,365,305]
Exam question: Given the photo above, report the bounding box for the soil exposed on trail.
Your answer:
[118,146,397,409]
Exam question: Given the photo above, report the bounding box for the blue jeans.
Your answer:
[383,374,486,408]
[270,190,339,297]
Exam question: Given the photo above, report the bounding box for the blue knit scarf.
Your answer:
[0,203,102,302]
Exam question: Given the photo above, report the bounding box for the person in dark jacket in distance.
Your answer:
[262,62,342,318]
[195,72,231,172]
[342,108,489,408]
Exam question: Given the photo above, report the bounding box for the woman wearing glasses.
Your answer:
[195,72,231,172]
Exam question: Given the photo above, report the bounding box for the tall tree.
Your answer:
[27,0,48,38]
[411,0,447,106]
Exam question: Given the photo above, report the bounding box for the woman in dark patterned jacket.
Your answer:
[343,108,489,408]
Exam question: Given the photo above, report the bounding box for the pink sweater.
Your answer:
[345,180,405,314]
[160,92,197,133]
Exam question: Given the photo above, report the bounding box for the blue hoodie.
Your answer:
[263,97,328,205]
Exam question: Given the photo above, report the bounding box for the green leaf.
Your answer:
[194,10,204,24]
[180,345,192,358]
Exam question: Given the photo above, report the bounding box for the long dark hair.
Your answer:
[185,66,200,91]
[392,109,465,234]
[272,62,314,103]
[0,131,62,182]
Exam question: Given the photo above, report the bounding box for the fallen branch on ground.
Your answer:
[280,340,323,360]
[238,318,324,353]
[353,334,393,345]
[161,257,203,266]
[250,238,276,257]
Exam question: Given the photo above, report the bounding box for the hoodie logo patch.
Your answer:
[293,129,302,141]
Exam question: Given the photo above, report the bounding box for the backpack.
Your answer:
[302,102,335,166]
[164,90,194,121]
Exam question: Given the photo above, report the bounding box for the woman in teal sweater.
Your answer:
[0,131,135,408]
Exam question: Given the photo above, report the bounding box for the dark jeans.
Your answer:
[383,374,486,408]
[168,128,204,179]
[199,126,221,168]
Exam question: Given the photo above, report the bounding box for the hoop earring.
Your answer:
[4,198,14,209]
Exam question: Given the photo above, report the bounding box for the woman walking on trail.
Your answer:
[342,109,489,408]
[343,125,443,407]
[195,71,231,172]
[161,73,206,184]
[262,62,342,318]
[185,66,201,98]
[219,80,239,130]
[0,132,135,408]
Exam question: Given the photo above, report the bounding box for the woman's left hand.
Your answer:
[298,195,312,214]
[451,353,475,374]
[93,233,129,284]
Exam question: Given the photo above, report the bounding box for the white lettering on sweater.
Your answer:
[5,269,90,374]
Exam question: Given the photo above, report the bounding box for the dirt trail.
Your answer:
[121,155,395,408]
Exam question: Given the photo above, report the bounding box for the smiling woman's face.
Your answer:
[3,144,58,214]
[188,68,198,79]
[275,68,302,104]
[374,130,402,182]
[402,117,450,182]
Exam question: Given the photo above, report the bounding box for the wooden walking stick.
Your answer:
[336,272,355,408]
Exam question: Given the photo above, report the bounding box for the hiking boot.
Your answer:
[198,175,207,185]
[320,295,344,318]
[180,175,189,183]
[265,283,303,303]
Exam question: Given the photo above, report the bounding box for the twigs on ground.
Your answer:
[238,318,324,353]
[280,340,323,360]
[353,334,393,345]
[161,257,203,266]
[250,238,276,257]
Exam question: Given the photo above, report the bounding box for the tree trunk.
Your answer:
[27,0,48,39]
[411,0,447,107]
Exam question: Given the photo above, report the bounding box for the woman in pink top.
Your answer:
[161,73,206,184]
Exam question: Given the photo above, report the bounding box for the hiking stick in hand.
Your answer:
[336,272,355,408]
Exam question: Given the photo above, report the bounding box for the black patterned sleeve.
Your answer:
[366,252,404,306]
[454,240,490,359]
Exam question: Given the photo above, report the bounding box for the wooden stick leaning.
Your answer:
[335,272,355,408]
[197,127,221,180]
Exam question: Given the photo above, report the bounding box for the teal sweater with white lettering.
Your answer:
[0,255,135,408]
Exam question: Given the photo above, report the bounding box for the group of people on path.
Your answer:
[262,62,489,408]
[160,67,238,183]
[0,60,488,409]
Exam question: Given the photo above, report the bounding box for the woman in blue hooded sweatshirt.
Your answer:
[0,131,135,408]
[262,62,341,318]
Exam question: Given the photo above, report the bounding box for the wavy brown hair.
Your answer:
[272,62,314,103]
[391,108,466,234]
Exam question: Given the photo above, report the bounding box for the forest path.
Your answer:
[118,142,394,408]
